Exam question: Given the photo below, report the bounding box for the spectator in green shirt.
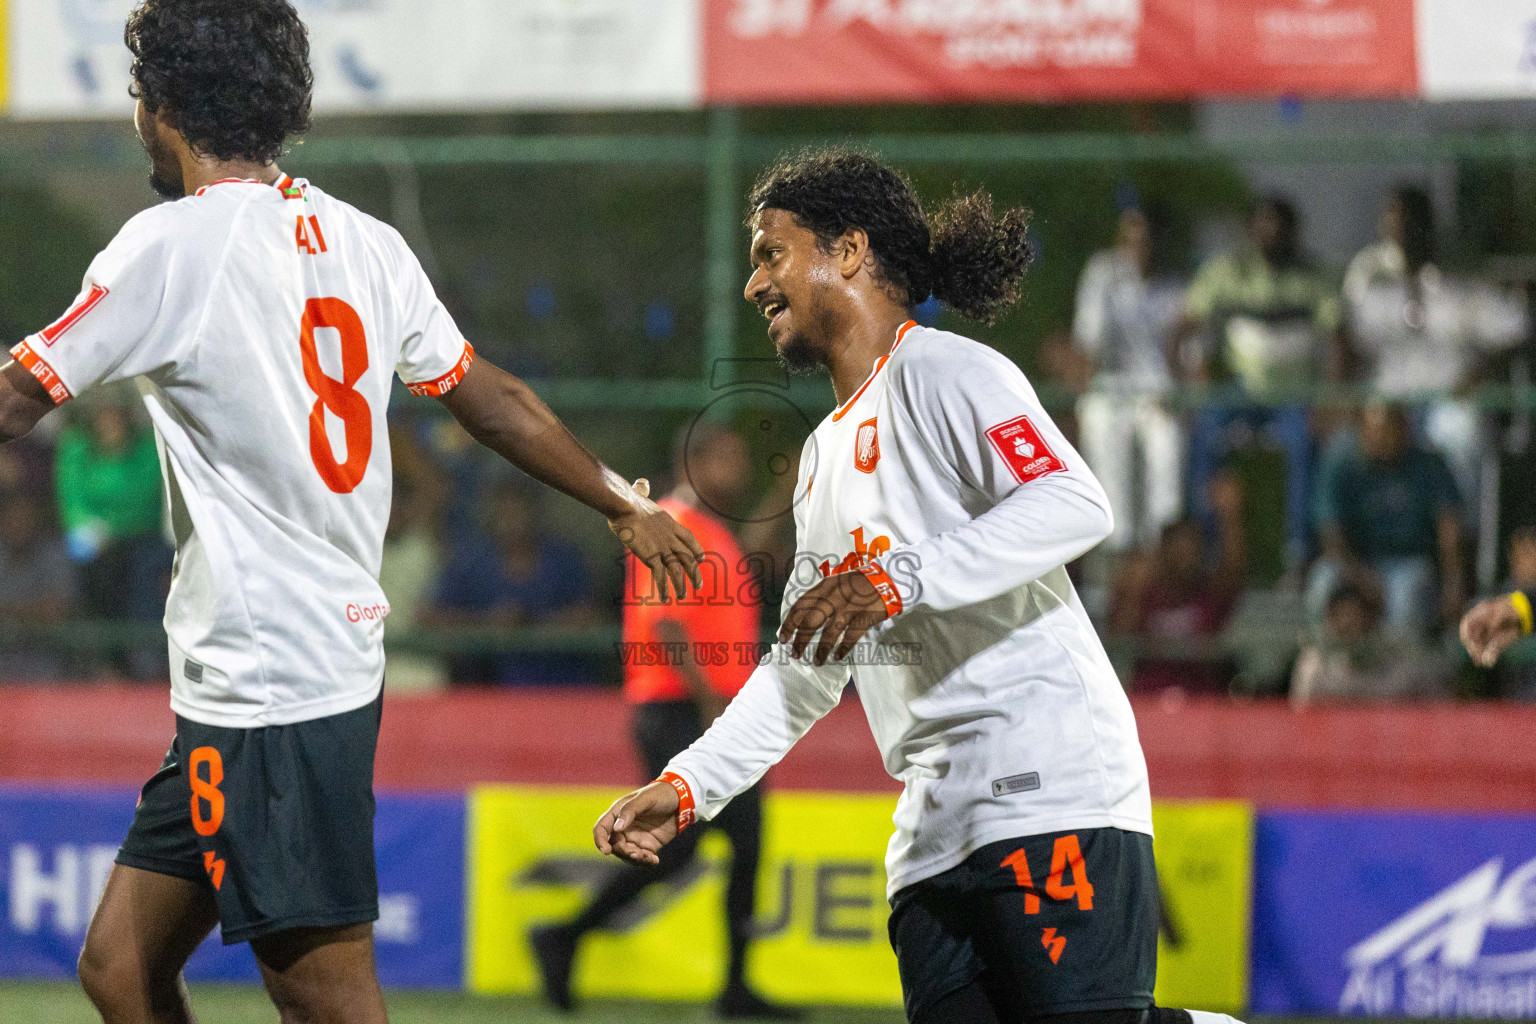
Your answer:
[56,397,170,677]
[1181,195,1344,569]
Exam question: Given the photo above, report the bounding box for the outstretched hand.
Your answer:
[594,780,681,866]
[1461,596,1524,668]
[607,479,706,603]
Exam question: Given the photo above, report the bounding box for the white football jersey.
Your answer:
[667,323,1153,897]
[12,176,473,728]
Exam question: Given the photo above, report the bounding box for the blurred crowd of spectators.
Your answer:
[0,396,612,687]
[1061,184,1534,702]
[0,394,172,680]
[5,181,1536,705]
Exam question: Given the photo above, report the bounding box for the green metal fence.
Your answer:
[10,116,1536,411]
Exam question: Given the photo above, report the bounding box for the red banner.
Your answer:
[703,0,1418,105]
[1193,0,1420,97]
[5,685,1536,812]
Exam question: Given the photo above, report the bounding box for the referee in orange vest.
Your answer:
[531,423,801,1020]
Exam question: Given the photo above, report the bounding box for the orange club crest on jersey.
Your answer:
[854,417,880,473]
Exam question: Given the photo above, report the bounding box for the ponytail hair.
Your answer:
[748,148,1033,326]
[927,189,1033,324]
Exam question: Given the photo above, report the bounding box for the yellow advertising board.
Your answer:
[468,786,902,1005]
[468,786,1252,1009]
[1151,800,1254,1013]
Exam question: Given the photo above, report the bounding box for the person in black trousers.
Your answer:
[531,425,801,1019]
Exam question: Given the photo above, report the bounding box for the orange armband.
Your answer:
[858,562,904,618]
[659,771,696,832]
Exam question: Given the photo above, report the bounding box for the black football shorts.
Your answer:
[888,827,1159,1022]
[115,693,382,945]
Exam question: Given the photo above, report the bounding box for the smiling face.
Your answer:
[744,207,844,372]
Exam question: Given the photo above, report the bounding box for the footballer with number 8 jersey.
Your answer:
[0,3,705,1023]
[594,151,1246,1024]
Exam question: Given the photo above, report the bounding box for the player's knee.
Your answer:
[76,940,111,1007]
[266,977,378,1024]
[79,934,188,1022]
[267,987,314,1024]
[77,933,126,1009]
[265,976,332,1024]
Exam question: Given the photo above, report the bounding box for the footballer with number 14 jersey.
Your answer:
[595,151,1248,1024]
[0,4,706,1022]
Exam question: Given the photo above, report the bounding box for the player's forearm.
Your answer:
[664,653,846,820]
[882,475,1112,615]
[440,359,633,520]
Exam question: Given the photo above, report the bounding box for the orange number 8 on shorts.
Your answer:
[189,746,225,837]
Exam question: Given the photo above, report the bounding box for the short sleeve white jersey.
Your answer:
[665,323,1152,896]
[12,176,474,727]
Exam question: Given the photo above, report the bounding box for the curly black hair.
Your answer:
[748,148,1033,325]
[126,0,312,165]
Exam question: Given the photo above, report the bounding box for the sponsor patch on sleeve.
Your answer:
[985,415,1065,485]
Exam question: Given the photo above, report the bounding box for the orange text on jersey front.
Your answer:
[818,526,892,579]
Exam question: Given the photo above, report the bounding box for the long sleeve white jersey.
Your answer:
[12,177,472,728]
[665,322,1153,897]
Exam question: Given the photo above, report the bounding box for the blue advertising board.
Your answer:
[1252,810,1536,1017]
[0,784,463,988]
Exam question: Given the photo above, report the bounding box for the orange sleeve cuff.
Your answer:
[858,562,904,618]
[406,342,474,397]
[11,341,72,405]
[659,771,696,832]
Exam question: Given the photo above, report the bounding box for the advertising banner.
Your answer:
[7,0,701,118]
[0,784,464,988]
[467,786,1252,1007]
[1418,0,1536,99]
[702,0,1417,105]
[1151,801,1253,1013]
[1252,810,1536,1017]
[703,0,1200,104]
[1191,0,1418,97]
[468,786,903,1006]
[20,0,1536,111]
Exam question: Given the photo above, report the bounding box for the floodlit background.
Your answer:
[2,1,1536,1020]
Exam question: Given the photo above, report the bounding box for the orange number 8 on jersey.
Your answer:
[189,746,225,837]
[300,297,373,494]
